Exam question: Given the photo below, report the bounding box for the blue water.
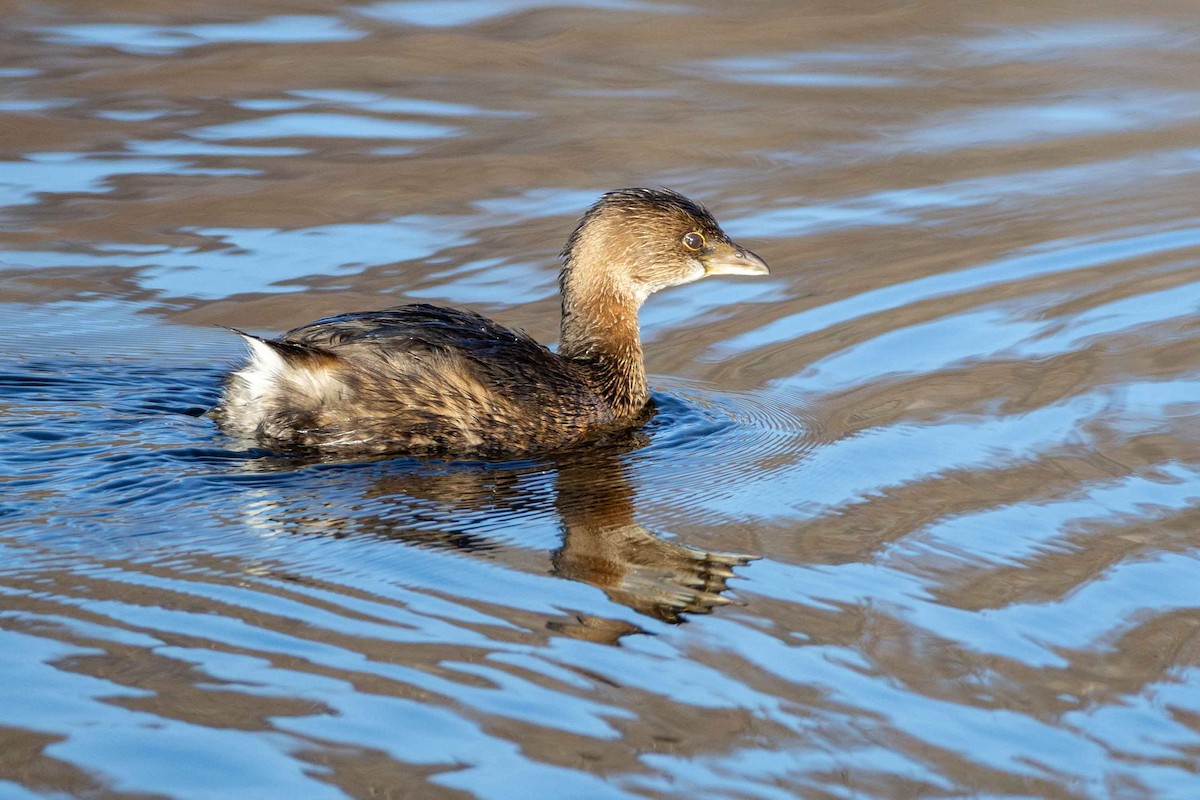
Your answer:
[3,1,1200,798]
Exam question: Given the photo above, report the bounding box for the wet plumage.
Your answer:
[211,188,769,456]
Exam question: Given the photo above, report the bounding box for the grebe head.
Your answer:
[560,187,768,302]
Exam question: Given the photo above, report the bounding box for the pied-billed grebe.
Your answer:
[212,188,768,456]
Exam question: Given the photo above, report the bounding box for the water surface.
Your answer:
[3,1,1200,797]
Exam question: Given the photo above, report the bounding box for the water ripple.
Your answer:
[4,1,1200,797]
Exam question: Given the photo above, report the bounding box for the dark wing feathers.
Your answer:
[282,304,542,353]
[276,304,582,400]
[224,326,336,368]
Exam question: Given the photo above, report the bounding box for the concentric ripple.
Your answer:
[635,381,829,508]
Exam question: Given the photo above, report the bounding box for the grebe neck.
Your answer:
[558,275,649,417]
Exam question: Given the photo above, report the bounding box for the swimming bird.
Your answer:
[212,188,768,456]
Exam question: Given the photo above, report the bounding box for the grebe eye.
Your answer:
[682,231,705,251]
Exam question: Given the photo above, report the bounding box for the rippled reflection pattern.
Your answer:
[3,0,1200,798]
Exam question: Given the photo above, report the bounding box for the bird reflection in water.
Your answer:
[547,447,755,642]
[244,435,755,643]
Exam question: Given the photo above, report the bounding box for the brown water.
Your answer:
[3,1,1200,797]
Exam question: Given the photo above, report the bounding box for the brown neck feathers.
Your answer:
[558,258,649,418]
